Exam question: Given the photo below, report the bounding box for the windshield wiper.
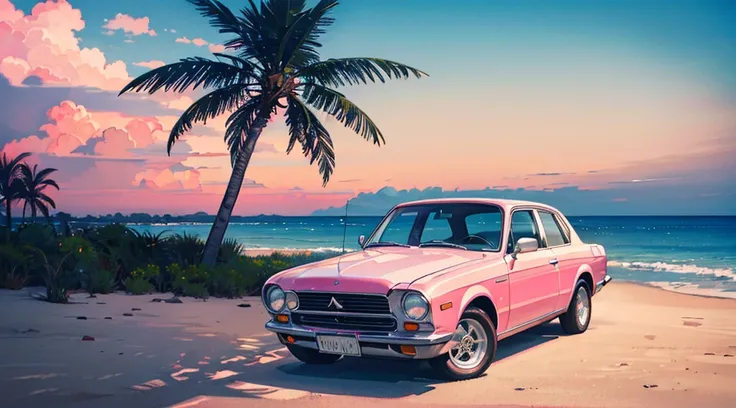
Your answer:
[418,241,468,250]
[364,241,410,248]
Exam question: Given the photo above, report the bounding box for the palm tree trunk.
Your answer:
[201,116,269,266]
[22,202,27,225]
[5,199,11,235]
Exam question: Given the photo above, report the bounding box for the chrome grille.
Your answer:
[295,292,390,314]
[291,313,397,332]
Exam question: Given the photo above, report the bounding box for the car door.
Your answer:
[537,209,576,311]
[505,209,560,329]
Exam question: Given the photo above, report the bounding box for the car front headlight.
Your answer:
[265,285,285,313]
[402,292,429,320]
[285,291,299,310]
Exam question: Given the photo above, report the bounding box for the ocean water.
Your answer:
[129,216,736,297]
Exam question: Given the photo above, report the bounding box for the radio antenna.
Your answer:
[341,198,350,253]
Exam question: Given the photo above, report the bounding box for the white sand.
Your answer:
[1,282,735,408]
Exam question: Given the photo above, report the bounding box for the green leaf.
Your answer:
[119,57,247,95]
[285,96,335,186]
[297,57,428,87]
[299,83,385,146]
[167,83,253,154]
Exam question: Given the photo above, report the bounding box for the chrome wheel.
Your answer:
[448,318,488,370]
[575,286,590,327]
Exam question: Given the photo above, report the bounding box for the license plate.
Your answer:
[316,335,361,356]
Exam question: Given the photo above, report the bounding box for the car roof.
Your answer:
[394,197,559,212]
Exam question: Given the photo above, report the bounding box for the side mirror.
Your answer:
[511,237,538,259]
[358,235,365,248]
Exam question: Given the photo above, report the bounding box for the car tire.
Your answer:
[559,279,592,335]
[429,307,497,381]
[286,344,342,364]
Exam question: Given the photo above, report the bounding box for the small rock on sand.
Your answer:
[165,298,183,304]
[97,302,106,305]
[644,335,656,340]
[705,352,716,356]
[132,308,141,311]
[123,313,133,317]
[237,303,251,308]
[514,388,525,391]
[77,316,87,320]
[82,335,95,341]
[104,317,112,320]
[725,354,734,357]
[643,384,658,389]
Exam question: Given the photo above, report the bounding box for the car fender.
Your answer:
[456,283,501,329]
[564,263,594,306]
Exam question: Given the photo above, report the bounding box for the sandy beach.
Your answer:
[1,281,734,408]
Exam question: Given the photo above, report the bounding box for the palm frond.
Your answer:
[297,58,428,87]
[167,83,253,154]
[285,96,335,186]
[33,167,58,183]
[277,0,337,69]
[39,193,56,209]
[186,0,242,36]
[119,58,249,95]
[299,83,384,145]
[223,97,264,165]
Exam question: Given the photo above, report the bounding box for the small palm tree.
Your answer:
[0,152,30,234]
[18,163,59,224]
[119,0,427,265]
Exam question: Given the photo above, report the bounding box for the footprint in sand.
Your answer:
[644,335,656,340]
[226,381,311,400]
[683,321,702,327]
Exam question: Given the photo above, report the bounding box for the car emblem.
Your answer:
[334,280,339,285]
[327,296,343,310]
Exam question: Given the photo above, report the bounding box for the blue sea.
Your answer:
[129,216,736,298]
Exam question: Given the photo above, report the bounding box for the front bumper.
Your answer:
[265,320,454,359]
[595,274,612,294]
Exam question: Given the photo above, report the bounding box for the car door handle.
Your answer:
[548,258,558,265]
[495,276,508,283]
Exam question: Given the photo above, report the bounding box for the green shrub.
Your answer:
[33,236,94,303]
[167,233,204,267]
[83,269,116,295]
[124,277,153,295]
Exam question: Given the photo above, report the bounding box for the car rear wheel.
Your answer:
[559,279,592,334]
[286,344,342,364]
[429,307,497,381]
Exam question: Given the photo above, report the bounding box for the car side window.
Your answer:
[538,211,569,247]
[507,210,543,253]
[421,211,453,242]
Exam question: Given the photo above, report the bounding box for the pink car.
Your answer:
[262,198,611,380]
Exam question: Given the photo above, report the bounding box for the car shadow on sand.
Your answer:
[210,321,566,400]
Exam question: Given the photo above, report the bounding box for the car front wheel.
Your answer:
[559,279,592,334]
[286,344,342,364]
[429,307,497,381]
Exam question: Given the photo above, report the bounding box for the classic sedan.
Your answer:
[262,198,611,380]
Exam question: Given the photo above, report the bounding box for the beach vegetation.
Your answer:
[118,0,427,266]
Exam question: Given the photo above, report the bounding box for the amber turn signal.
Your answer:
[403,322,419,331]
[440,302,453,311]
[400,345,417,356]
[276,314,289,323]
[286,335,295,344]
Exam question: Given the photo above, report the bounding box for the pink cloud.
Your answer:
[134,60,165,69]
[208,44,226,53]
[0,100,166,159]
[176,36,213,48]
[0,0,130,90]
[94,127,135,157]
[103,13,156,36]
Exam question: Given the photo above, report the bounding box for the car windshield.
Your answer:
[364,203,503,252]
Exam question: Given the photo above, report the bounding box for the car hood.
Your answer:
[268,247,491,294]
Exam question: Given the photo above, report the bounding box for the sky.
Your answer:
[0,0,734,216]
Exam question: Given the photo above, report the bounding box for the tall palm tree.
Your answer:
[119,0,428,265]
[19,163,59,224]
[0,152,31,234]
